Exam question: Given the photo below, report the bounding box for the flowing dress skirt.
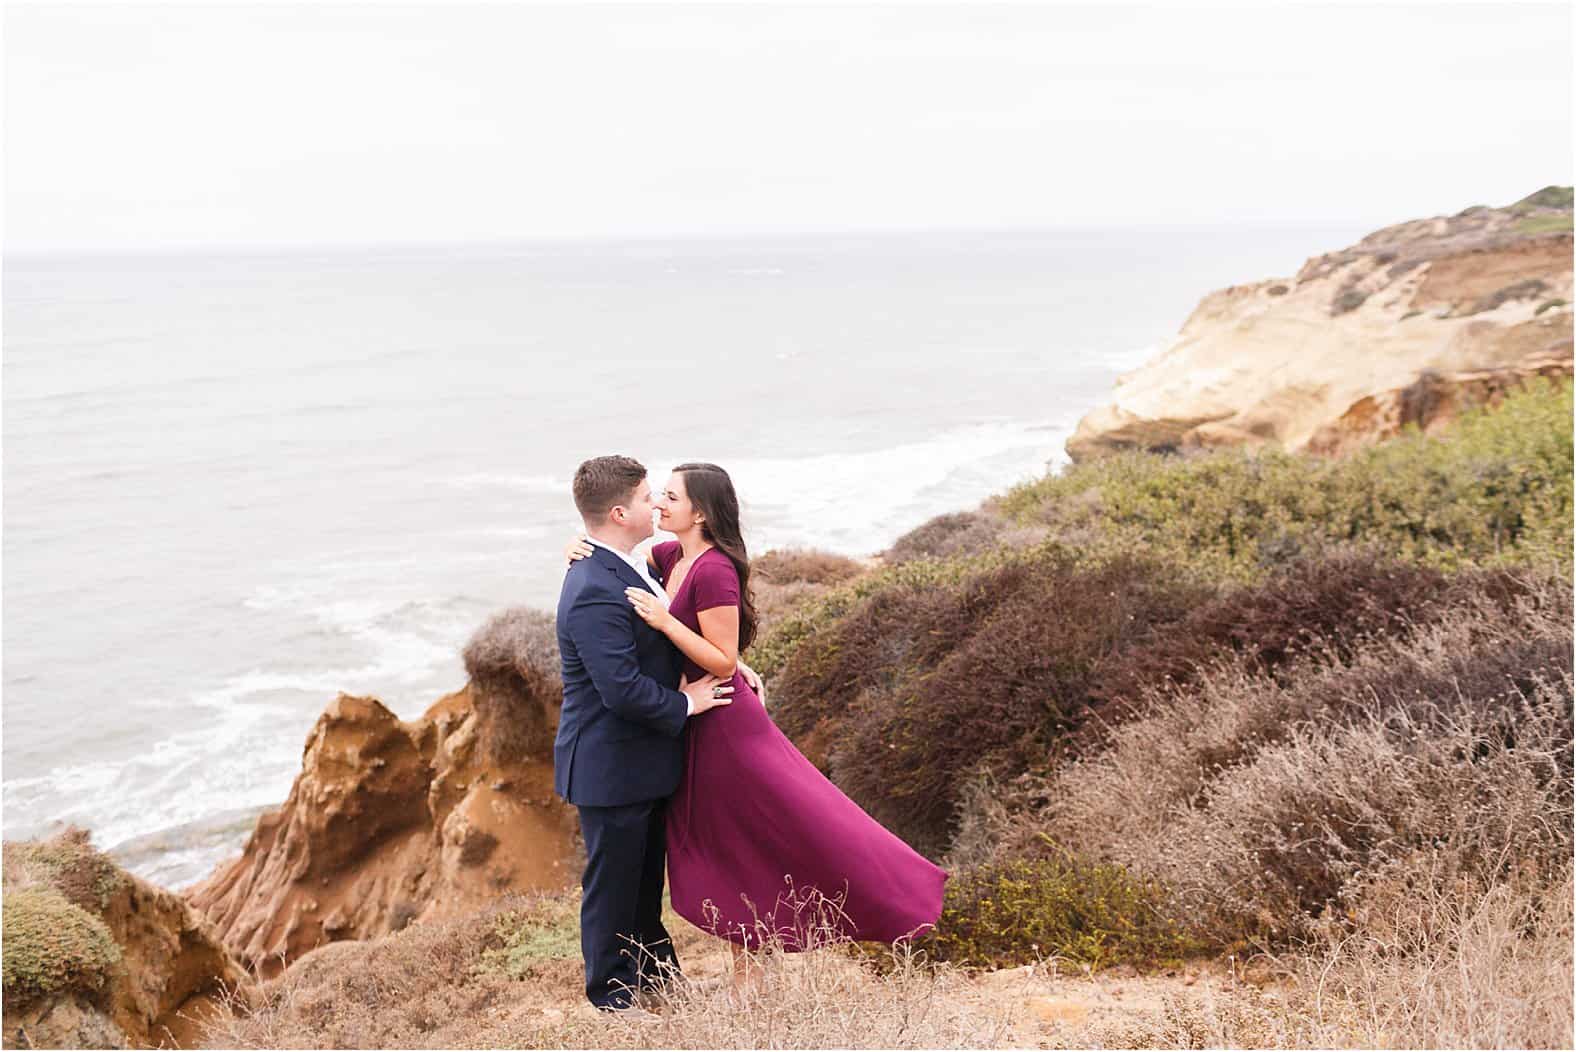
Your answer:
[665,671,948,950]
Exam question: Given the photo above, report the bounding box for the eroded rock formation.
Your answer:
[182,610,579,980]
[2,827,250,1049]
[1067,187,1574,462]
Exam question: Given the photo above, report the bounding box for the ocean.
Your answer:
[2,225,1365,890]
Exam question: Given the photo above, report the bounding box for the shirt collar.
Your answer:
[587,535,646,573]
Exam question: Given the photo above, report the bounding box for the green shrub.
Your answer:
[752,551,1000,679]
[1536,298,1568,315]
[1,886,122,1008]
[995,377,1572,580]
[885,511,1005,563]
[1511,185,1574,211]
[924,848,1204,970]
[1514,214,1574,235]
[1468,278,1550,315]
[1331,287,1369,315]
[3,829,128,914]
[475,895,579,980]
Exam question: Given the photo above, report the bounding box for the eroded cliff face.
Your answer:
[2,827,250,1050]
[1067,188,1574,462]
[182,636,580,981]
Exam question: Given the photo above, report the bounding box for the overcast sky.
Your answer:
[4,2,1571,253]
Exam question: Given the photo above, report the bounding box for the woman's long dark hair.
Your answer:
[673,462,759,653]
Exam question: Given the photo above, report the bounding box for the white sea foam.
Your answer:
[647,419,1070,555]
[8,581,482,887]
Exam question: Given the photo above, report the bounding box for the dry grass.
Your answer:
[195,887,1025,1049]
[752,547,867,587]
[192,873,1574,1049]
[1269,865,1575,1048]
[520,923,1019,1048]
[461,607,561,764]
[197,893,552,1049]
[884,510,1050,563]
[989,568,1572,951]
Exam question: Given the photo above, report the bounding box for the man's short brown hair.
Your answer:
[573,455,647,521]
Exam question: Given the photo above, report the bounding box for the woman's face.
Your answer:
[655,472,702,534]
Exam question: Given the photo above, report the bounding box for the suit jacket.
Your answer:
[554,543,689,807]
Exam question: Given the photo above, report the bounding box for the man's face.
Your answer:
[616,478,657,541]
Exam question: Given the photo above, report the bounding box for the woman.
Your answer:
[566,462,947,984]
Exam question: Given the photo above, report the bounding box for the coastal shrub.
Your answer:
[885,510,1006,562]
[1,886,122,1009]
[923,849,1204,970]
[831,552,1208,854]
[201,893,540,1050]
[462,608,561,763]
[751,547,865,586]
[763,543,1212,855]
[1000,568,1573,950]
[1514,213,1574,235]
[1511,185,1573,211]
[1084,549,1536,726]
[751,548,1000,679]
[761,545,1534,859]
[1536,298,1568,315]
[995,376,1572,579]
[1330,287,1369,315]
[1,826,128,914]
[477,893,580,980]
[1468,277,1550,315]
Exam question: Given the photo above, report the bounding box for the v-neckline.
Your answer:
[664,545,714,603]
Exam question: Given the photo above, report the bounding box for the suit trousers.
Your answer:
[576,797,681,1009]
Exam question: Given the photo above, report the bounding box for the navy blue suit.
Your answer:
[555,543,689,1009]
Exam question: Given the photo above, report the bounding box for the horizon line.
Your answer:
[4,217,1388,261]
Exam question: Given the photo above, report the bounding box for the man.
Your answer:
[554,454,736,1012]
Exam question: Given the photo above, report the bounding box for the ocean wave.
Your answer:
[6,582,484,887]
[645,420,1071,555]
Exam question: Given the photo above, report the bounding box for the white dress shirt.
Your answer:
[585,535,693,715]
[586,535,670,607]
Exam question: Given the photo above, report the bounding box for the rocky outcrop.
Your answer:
[182,610,580,980]
[2,827,250,1050]
[1067,187,1574,462]
[1305,348,1574,457]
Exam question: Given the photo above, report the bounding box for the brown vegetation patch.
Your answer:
[987,568,1572,950]
[752,547,866,586]
[462,607,562,765]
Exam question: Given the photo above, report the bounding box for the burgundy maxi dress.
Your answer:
[651,541,948,950]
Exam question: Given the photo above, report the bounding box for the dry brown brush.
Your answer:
[461,608,561,765]
[988,567,1572,951]
[768,544,1212,855]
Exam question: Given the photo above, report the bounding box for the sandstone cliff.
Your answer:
[181,610,579,980]
[2,827,250,1049]
[1067,186,1574,461]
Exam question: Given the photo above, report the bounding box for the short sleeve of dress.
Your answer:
[690,552,741,613]
[650,540,681,582]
